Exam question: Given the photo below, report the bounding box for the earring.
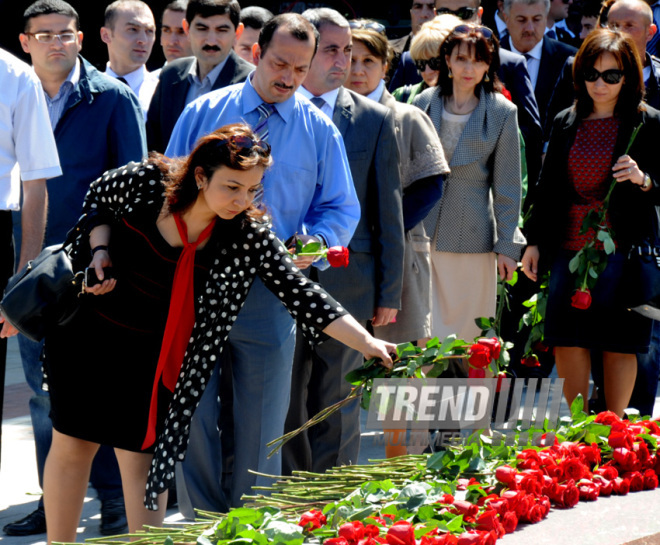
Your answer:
[484,73,490,82]
[448,68,453,78]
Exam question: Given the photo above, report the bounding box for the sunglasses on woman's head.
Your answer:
[219,135,271,155]
[349,21,387,34]
[415,57,442,72]
[583,67,625,84]
[452,24,494,40]
[436,6,477,20]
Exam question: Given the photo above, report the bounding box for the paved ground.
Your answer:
[2,337,660,545]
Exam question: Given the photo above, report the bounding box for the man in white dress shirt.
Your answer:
[101,0,158,118]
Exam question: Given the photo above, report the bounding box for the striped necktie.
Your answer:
[311,96,326,109]
[254,103,276,142]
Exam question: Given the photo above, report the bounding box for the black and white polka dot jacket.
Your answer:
[71,160,348,509]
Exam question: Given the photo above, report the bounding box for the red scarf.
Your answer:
[142,213,216,450]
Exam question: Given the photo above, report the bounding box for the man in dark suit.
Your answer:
[389,0,437,81]
[283,8,403,475]
[500,0,576,129]
[146,0,253,151]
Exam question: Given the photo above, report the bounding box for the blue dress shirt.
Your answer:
[166,76,360,251]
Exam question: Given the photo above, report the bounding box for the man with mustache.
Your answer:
[166,13,359,516]
[101,0,158,120]
[147,0,253,152]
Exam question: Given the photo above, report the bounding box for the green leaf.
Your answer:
[445,515,464,533]
[568,253,581,273]
[262,521,305,545]
[474,317,492,330]
[397,483,429,510]
[164,537,174,545]
[300,241,322,253]
[570,394,585,418]
[227,507,267,527]
[427,450,451,471]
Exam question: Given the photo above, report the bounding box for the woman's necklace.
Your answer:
[445,95,478,115]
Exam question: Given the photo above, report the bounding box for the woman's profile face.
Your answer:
[347,40,388,96]
[195,164,264,220]
[445,41,489,94]
[585,52,624,113]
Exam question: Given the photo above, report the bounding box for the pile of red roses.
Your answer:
[298,411,660,545]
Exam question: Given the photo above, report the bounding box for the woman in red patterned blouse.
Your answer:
[522,29,660,416]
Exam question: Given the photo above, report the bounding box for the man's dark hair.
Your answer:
[301,7,349,31]
[240,6,273,30]
[258,13,319,58]
[164,0,188,16]
[185,0,240,29]
[23,0,80,31]
[104,0,151,29]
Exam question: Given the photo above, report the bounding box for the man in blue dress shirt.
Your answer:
[167,13,359,515]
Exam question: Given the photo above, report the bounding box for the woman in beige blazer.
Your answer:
[413,23,526,346]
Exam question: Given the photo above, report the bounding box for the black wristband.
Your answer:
[91,245,109,256]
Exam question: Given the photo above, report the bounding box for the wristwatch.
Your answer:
[642,173,652,190]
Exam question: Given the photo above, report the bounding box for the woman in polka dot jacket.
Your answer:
[37,123,396,544]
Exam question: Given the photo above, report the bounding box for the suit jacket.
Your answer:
[545,53,660,139]
[314,87,404,320]
[146,51,253,152]
[414,87,527,260]
[527,105,660,270]
[389,48,542,181]
[500,35,576,129]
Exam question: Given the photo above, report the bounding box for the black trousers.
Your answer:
[0,210,15,470]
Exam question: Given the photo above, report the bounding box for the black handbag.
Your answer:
[0,225,85,342]
[624,241,660,320]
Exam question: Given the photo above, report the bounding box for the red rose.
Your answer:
[326,539,350,545]
[577,480,599,501]
[571,288,592,309]
[520,354,540,367]
[327,246,349,267]
[633,441,651,465]
[643,469,659,489]
[640,420,660,435]
[578,443,601,466]
[456,530,491,545]
[468,367,486,378]
[609,431,634,450]
[475,510,503,536]
[613,477,630,495]
[365,525,381,539]
[516,449,542,470]
[623,471,645,492]
[595,465,619,480]
[594,411,622,425]
[451,500,479,517]
[495,372,507,392]
[299,509,327,531]
[593,475,613,496]
[386,521,416,545]
[440,493,455,504]
[559,458,587,481]
[522,504,545,524]
[477,338,501,360]
[613,448,640,471]
[468,343,491,369]
[495,465,517,485]
[500,511,518,534]
[340,521,365,543]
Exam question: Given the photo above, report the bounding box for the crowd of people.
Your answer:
[0,0,659,543]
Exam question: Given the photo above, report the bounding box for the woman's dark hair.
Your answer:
[159,123,272,218]
[573,28,644,118]
[437,24,503,97]
[350,26,393,67]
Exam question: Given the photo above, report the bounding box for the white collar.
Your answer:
[298,85,340,113]
[510,38,543,61]
[366,79,386,102]
[105,64,147,89]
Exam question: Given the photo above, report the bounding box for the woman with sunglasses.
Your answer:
[392,15,461,104]
[413,23,525,351]
[521,29,660,416]
[34,123,396,544]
